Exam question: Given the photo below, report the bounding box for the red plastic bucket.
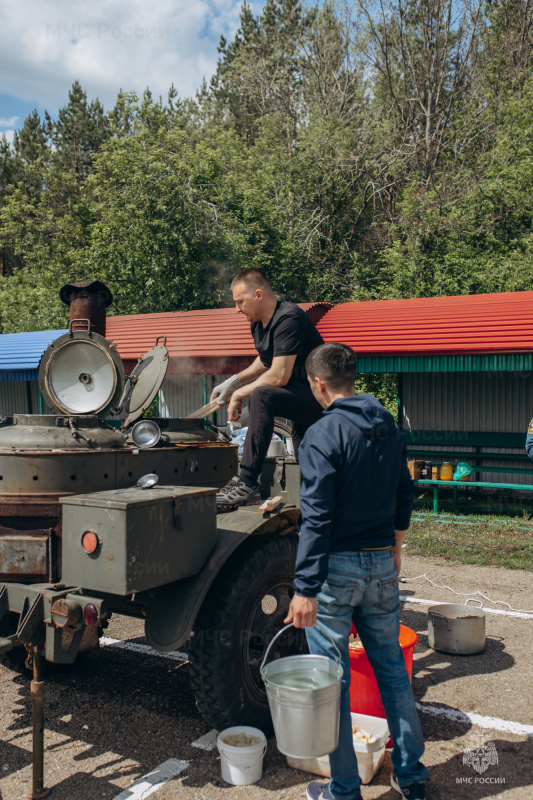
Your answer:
[348,624,418,719]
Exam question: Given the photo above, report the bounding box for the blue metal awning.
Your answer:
[0,330,68,382]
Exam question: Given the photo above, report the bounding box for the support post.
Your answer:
[25,381,33,415]
[397,373,403,428]
[28,648,50,799]
[433,486,438,515]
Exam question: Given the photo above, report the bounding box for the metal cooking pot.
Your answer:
[427,599,486,655]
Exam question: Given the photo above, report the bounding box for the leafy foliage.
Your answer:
[1,1,533,331]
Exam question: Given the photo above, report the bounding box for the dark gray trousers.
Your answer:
[240,381,323,485]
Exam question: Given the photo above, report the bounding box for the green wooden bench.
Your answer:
[402,430,533,513]
[416,478,533,513]
[401,430,531,471]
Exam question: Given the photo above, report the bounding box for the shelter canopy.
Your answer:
[317,291,533,372]
[0,303,332,380]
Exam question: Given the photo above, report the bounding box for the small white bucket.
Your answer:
[217,726,267,785]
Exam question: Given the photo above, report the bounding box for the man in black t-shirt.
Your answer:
[213,268,324,508]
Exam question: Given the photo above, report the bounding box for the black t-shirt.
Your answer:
[251,301,324,383]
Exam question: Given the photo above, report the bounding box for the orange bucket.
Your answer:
[348,624,418,719]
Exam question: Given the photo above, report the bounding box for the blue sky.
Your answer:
[0,0,262,143]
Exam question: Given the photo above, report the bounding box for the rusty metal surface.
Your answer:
[0,442,236,590]
[59,279,112,338]
[0,535,49,579]
[0,494,61,583]
[0,414,128,450]
[0,439,237,495]
[28,648,50,799]
[0,583,62,615]
[0,449,121,495]
[69,296,106,337]
[0,496,62,515]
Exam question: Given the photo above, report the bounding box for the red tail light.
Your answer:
[83,603,99,625]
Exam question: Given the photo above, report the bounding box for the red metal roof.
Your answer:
[106,302,332,366]
[316,292,533,355]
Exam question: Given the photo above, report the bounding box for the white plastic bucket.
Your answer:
[286,712,390,785]
[217,726,267,785]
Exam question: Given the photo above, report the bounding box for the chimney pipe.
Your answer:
[59,280,113,338]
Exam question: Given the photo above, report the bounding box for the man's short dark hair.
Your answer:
[306,343,357,390]
[231,268,272,291]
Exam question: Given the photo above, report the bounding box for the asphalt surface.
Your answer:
[1,551,532,800]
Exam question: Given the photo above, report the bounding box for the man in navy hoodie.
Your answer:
[285,343,428,800]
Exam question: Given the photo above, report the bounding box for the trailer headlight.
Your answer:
[51,598,82,628]
[81,530,100,554]
[131,419,161,449]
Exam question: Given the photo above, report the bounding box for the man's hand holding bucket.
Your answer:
[284,595,317,628]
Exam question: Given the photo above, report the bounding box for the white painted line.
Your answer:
[416,702,533,737]
[400,595,533,620]
[191,729,219,751]
[100,636,188,663]
[112,758,188,800]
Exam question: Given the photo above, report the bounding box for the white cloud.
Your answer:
[1,130,15,144]
[0,116,19,128]
[0,0,255,115]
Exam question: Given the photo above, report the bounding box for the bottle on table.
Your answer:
[440,462,454,481]
[421,461,432,479]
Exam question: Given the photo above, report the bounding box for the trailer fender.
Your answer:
[144,507,298,653]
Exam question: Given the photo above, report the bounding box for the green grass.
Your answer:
[414,484,533,518]
[407,510,533,570]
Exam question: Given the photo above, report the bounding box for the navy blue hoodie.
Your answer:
[293,394,414,598]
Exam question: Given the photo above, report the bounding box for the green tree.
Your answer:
[46,80,111,178]
[0,110,49,280]
[380,75,533,298]
[79,102,249,314]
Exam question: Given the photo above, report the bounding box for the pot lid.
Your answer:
[120,339,169,428]
[39,330,125,417]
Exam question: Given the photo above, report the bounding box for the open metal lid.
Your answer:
[120,337,169,428]
[39,329,126,417]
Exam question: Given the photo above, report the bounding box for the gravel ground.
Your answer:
[0,550,532,800]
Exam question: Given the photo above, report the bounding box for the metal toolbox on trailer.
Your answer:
[60,485,217,595]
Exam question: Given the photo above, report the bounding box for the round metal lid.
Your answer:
[120,340,169,428]
[39,331,125,417]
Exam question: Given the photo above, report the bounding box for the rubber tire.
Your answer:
[188,531,307,732]
[0,612,27,672]
[273,417,293,440]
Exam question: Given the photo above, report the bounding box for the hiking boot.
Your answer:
[216,477,261,509]
[306,783,335,800]
[306,782,361,800]
[391,773,426,800]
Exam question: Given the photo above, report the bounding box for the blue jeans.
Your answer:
[306,550,428,800]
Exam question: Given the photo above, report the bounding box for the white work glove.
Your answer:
[210,374,242,406]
